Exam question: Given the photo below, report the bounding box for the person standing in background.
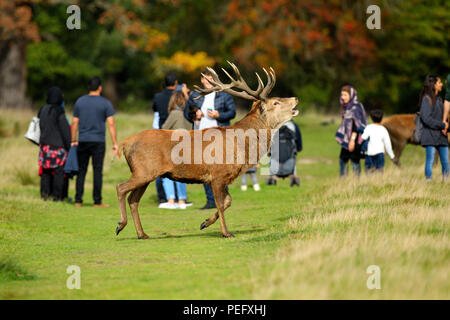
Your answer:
[38,87,71,201]
[151,73,189,204]
[335,85,368,177]
[160,90,193,209]
[184,68,236,210]
[442,74,450,136]
[419,75,449,181]
[361,109,395,173]
[71,77,118,207]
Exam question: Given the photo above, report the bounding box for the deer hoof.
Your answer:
[138,233,149,240]
[222,232,235,238]
[116,222,125,236]
[200,221,208,230]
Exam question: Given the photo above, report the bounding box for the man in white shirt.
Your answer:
[361,109,395,173]
[199,91,218,129]
[184,69,236,209]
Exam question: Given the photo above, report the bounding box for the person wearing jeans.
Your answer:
[361,109,395,173]
[184,69,236,209]
[159,90,192,210]
[418,75,449,181]
[160,179,188,209]
[71,77,118,207]
[425,146,449,180]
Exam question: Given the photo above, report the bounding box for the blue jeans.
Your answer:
[204,184,215,204]
[425,146,449,180]
[339,158,361,177]
[365,153,385,173]
[203,184,229,204]
[162,178,187,200]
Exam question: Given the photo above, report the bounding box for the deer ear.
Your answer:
[251,100,264,112]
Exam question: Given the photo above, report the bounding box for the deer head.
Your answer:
[194,61,299,130]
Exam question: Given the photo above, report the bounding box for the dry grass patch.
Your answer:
[252,166,449,299]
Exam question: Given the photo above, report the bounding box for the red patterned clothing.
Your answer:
[38,145,68,174]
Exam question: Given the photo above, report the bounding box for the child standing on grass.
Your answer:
[361,109,395,173]
[241,166,260,191]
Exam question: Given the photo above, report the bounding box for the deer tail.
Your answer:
[117,141,126,159]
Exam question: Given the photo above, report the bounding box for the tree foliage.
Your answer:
[0,0,448,113]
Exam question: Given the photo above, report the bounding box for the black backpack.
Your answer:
[413,112,423,143]
[277,125,297,163]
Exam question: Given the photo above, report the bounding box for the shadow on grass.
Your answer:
[0,258,37,282]
[115,227,266,241]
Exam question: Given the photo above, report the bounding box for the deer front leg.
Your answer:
[200,189,231,231]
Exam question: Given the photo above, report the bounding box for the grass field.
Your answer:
[0,108,448,299]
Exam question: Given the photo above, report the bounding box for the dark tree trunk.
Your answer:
[0,41,29,109]
[103,76,119,108]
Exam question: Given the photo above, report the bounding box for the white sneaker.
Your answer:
[253,184,261,191]
[178,203,187,210]
[158,202,178,209]
[241,185,248,191]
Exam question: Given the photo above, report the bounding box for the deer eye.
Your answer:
[274,101,280,106]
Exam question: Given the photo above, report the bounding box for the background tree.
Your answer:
[0,0,448,114]
[0,0,40,108]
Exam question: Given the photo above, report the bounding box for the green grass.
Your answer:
[0,109,448,299]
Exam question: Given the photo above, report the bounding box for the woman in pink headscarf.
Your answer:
[335,85,368,177]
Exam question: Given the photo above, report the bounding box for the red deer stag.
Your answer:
[115,62,299,239]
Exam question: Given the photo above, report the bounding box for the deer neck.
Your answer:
[229,106,274,165]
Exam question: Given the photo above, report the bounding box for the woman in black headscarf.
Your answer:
[38,87,71,201]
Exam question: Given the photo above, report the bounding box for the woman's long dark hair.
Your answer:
[418,75,439,107]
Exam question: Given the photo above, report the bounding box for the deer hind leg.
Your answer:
[200,189,231,231]
[115,177,149,237]
[393,140,406,167]
[128,183,150,239]
[211,184,234,238]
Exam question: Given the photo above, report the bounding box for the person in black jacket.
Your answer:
[183,69,237,209]
[151,73,190,204]
[419,75,449,181]
[38,87,71,201]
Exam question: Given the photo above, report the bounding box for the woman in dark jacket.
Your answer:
[419,75,449,181]
[38,87,71,201]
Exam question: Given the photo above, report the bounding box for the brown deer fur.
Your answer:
[382,113,450,166]
[115,68,299,238]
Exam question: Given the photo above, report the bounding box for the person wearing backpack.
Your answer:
[267,120,302,186]
[38,87,71,201]
[419,75,449,181]
[335,85,368,177]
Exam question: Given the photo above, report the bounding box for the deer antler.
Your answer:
[194,61,276,102]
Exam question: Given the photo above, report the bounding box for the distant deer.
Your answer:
[382,113,450,167]
[115,62,299,239]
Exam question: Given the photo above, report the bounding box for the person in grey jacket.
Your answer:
[419,75,449,181]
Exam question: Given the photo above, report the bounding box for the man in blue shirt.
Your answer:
[71,77,118,207]
[184,69,236,209]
